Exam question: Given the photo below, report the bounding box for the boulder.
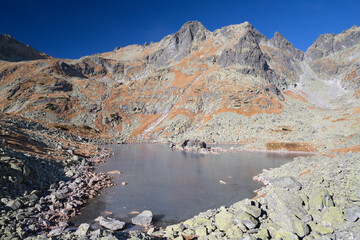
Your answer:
[6,199,22,210]
[321,207,344,227]
[309,189,334,212]
[195,225,208,237]
[95,216,126,231]
[226,225,243,238]
[270,176,302,191]
[75,223,92,236]
[234,210,258,230]
[265,188,310,237]
[132,210,153,227]
[181,139,207,149]
[214,210,234,231]
[273,229,299,240]
[343,206,360,222]
[231,201,262,218]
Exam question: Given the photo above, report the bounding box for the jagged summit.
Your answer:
[269,32,304,61]
[0,33,51,62]
[177,21,209,35]
[305,25,360,62]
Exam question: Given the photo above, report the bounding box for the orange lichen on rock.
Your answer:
[168,108,196,121]
[130,114,162,138]
[331,145,360,154]
[253,192,268,200]
[170,70,201,88]
[283,90,308,102]
[298,169,311,177]
[265,142,317,152]
[214,95,283,117]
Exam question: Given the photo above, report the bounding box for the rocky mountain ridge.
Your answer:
[0,21,359,153]
[0,34,51,62]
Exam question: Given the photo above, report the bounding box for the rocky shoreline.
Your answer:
[2,128,359,240]
[0,147,114,239]
[21,142,358,240]
[159,152,360,240]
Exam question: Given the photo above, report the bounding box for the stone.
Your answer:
[343,206,360,222]
[95,216,126,231]
[273,228,299,240]
[183,218,195,229]
[271,176,302,191]
[195,225,207,237]
[234,210,258,230]
[48,227,65,236]
[309,189,334,212]
[5,200,22,210]
[193,216,213,229]
[214,210,234,231]
[225,225,243,238]
[265,188,309,237]
[181,139,207,149]
[312,224,334,235]
[321,207,344,227]
[255,228,269,239]
[131,210,153,227]
[232,201,262,218]
[1,198,9,204]
[75,223,92,236]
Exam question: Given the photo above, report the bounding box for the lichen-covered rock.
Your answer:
[195,225,208,237]
[309,189,334,212]
[234,210,259,230]
[75,223,92,236]
[231,200,262,218]
[214,210,234,231]
[265,188,310,237]
[225,225,243,238]
[273,228,299,240]
[343,206,360,222]
[270,176,302,191]
[321,207,344,227]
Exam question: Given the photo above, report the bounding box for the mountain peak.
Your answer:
[179,21,207,31]
[269,32,304,60]
[306,25,360,62]
[175,20,209,41]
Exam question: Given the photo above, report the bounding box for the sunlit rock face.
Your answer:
[0,22,359,151]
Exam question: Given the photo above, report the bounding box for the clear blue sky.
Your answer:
[1,0,359,59]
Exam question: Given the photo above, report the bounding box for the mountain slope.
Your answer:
[0,22,359,152]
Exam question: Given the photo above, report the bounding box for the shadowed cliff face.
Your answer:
[0,22,359,150]
[0,34,51,62]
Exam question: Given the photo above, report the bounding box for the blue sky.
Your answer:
[1,0,359,59]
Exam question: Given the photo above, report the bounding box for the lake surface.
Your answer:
[72,144,302,227]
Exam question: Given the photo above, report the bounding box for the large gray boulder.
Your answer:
[95,216,126,231]
[270,176,302,191]
[132,210,153,227]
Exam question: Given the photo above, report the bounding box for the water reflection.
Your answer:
[72,144,306,227]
